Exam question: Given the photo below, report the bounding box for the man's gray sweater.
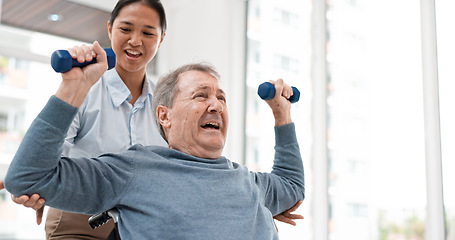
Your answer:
[5,96,305,239]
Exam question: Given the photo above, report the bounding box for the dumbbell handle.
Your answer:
[257,82,300,103]
[51,48,116,73]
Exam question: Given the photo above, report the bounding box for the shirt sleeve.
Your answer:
[254,123,305,216]
[4,96,134,215]
[62,107,81,157]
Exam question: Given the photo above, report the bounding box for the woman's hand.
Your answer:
[55,41,109,107]
[274,201,304,227]
[0,179,45,225]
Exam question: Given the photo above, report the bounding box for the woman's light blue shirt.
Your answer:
[62,68,167,158]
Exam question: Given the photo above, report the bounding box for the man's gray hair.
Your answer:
[152,63,221,143]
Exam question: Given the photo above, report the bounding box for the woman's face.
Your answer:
[108,2,165,75]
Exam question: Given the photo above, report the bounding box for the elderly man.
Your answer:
[4,42,304,239]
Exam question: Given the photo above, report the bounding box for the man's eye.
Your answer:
[120,28,130,32]
[144,32,155,36]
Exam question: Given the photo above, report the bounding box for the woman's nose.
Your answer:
[128,33,142,47]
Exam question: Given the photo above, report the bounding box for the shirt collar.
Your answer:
[135,77,154,108]
[105,69,154,108]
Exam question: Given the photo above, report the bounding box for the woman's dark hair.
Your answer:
[110,0,167,35]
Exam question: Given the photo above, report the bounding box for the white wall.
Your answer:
[158,0,247,162]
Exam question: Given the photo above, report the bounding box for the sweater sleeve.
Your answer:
[4,96,133,215]
[62,105,82,157]
[254,123,305,216]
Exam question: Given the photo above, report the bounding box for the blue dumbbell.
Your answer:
[257,82,300,103]
[51,48,116,73]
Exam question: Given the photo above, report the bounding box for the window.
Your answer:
[326,0,425,239]
[273,54,299,73]
[0,114,7,132]
[0,56,8,85]
[0,26,81,240]
[347,203,368,218]
[245,0,311,239]
[274,8,299,27]
[0,191,5,202]
[245,0,439,239]
[436,1,455,239]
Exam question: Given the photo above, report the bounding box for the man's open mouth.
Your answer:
[201,122,220,130]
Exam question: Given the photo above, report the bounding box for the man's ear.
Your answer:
[156,105,171,128]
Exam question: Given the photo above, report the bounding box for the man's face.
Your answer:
[160,70,228,159]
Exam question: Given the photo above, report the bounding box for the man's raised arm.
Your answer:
[3,42,120,214]
[257,79,305,216]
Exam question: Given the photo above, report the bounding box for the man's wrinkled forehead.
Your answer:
[177,70,225,92]
[192,85,226,96]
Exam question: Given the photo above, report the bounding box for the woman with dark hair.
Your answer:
[12,1,168,239]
